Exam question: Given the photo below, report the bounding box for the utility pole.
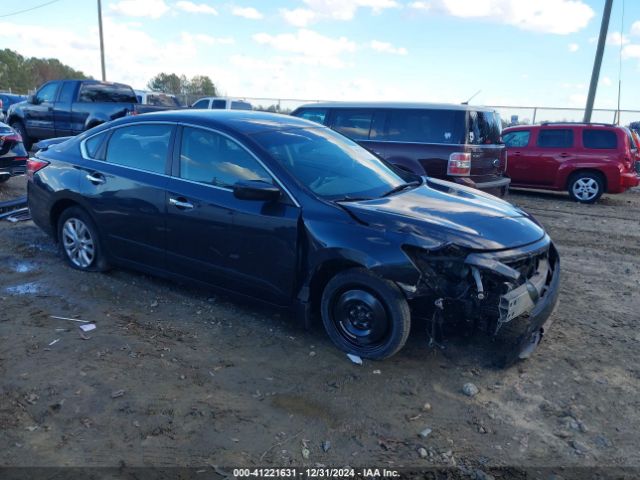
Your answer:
[97,0,106,81]
[584,0,614,123]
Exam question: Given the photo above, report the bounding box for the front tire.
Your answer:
[57,207,109,272]
[321,268,411,360]
[568,172,603,204]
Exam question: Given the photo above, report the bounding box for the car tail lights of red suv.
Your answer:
[503,123,640,204]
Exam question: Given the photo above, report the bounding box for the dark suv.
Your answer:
[291,102,510,197]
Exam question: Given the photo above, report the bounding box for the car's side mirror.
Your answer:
[233,180,281,201]
[28,95,37,104]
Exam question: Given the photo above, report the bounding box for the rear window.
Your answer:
[537,129,574,148]
[79,83,137,103]
[294,108,328,125]
[468,111,502,145]
[503,130,530,147]
[382,109,466,144]
[147,94,181,107]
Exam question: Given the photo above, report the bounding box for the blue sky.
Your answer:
[1,0,639,115]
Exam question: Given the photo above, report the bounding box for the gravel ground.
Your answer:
[0,175,638,477]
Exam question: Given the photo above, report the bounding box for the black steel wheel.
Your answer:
[321,268,411,360]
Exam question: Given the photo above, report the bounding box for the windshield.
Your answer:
[252,127,408,200]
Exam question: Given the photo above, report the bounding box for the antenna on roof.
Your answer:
[462,90,481,105]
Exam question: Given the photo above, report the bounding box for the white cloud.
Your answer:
[632,21,640,37]
[109,0,169,18]
[606,32,630,46]
[600,76,612,87]
[568,43,579,52]
[281,8,317,27]
[253,29,357,68]
[569,93,587,107]
[622,44,640,60]
[409,1,431,11]
[416,0,594,35]
[175,1,218,15]
[232,7,263,19]
[181,32,234,45]
[370,40,408,55]
[281,0,399,26]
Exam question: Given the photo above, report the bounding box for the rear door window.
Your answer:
[58,82,77,103]
[537,129,574,148]
[382,109,465,144]
[84,131,108,159]
[179,127,271,188]
[212,100,227,109]
[106,124,173,174]
[503,130,530,147]
[294,108,328,125]
[582,130,617,149]
[79,83,137,103]
[332,109,375,141]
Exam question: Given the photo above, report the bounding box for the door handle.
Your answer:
[560,153,570,158]
[169,197,194,210]
[85,173,105,185]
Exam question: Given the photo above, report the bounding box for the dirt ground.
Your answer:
[0,174,639,476]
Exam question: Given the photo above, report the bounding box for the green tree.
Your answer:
[0,49,88,93]
[147,72,183,95]
[147,72,218,96]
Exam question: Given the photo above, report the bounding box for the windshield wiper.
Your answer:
[381,180,421,197]
[334,195,374,203]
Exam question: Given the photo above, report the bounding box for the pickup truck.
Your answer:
[6,80,172,150]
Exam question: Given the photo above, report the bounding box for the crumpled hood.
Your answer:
[341,178,545,251]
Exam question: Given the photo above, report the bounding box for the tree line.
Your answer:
[0,49,89,93]
[0,49,220,99]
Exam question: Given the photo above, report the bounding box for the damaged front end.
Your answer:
[402,235,560,364]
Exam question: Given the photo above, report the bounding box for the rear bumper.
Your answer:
[0,164,26,177]
[619,172,640,189]
[455,176,511,197]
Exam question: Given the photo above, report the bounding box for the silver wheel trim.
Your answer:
[572,177,599,201]
[62,218,95,268]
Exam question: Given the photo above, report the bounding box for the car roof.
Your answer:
[109,109,316,134]
[295,101,496,112]
[504,123,625,132]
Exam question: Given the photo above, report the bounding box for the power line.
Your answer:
[0,0,64,19]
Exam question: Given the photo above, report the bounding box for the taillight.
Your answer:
[27,158,49,180]
[0,133,22,146]
[447,152,471,176]
[504,150,508,171]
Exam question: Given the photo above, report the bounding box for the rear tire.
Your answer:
[321,268,411,360]
[9,120,31,151]
[568,172,603,204]
[0,176,10,184]
[57,207,109,272]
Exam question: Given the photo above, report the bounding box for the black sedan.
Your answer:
[27,111,560,361]
[0,122,28,183]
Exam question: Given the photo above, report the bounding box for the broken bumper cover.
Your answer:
[468,236,560,359]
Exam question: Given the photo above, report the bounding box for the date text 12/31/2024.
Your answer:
[233,468,401,478]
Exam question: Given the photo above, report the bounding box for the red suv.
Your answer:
[503,123,640,203]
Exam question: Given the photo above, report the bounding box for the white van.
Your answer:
[190,97,253,111]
